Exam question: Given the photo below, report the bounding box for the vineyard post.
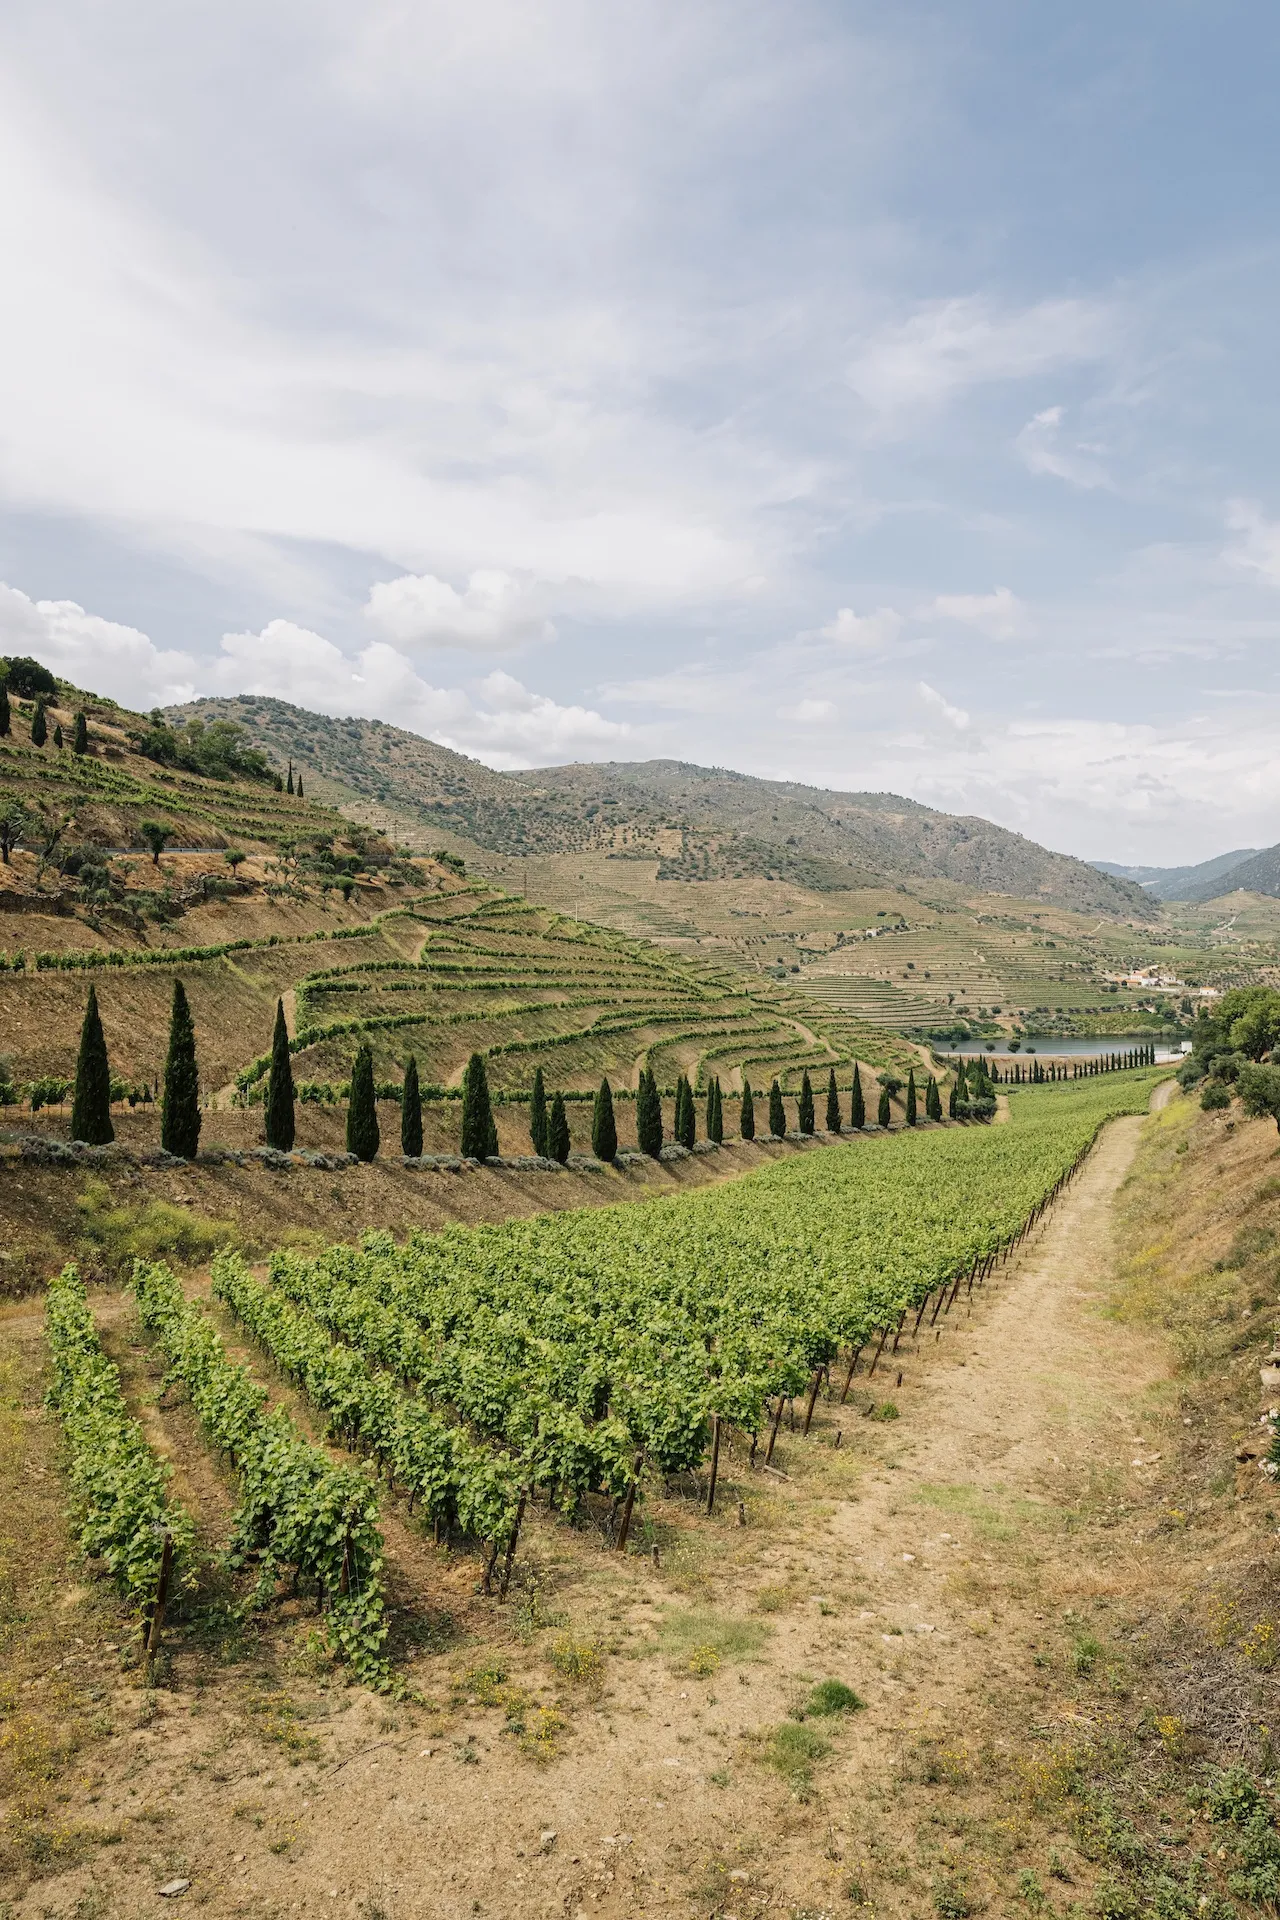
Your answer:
[615,1453,644,1552]
[482,1539,501,1594]
[840,1348,863,1402]
[706,1416,721,1513]
[890,1311,907,1355]
[339,1530,353,1596]
[144,1528,174,1661]
[912,1295,930,1336]
[498,1492,528,1599]
[929,1286,947,1327]
[764,1395,785,1465]
[801,1370,822,1435]
[867,1326,890,1376]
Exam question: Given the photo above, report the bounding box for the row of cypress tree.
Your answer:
[68,981,201,1156]
[0,691,90,751]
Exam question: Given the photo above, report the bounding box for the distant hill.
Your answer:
[1178,842,1280,904]
[174,696,1157,920]
[1092,849,1260,901]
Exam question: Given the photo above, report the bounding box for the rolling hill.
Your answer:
[1091,849,1262,901]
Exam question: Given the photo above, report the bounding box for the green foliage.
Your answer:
[72,710,88,755]
[529,1065,549,1156]
[75,1179,233,1273]
[3,655,58,698]
[30,700,47,747]
[802,1678,864,1716]
[797,1070,815,1136]
[0,797,27,863]
[763,1720,831,1792]
[134,714,269,782]
[0,682,9,736]
[1237,1062,1280,1130]
[160,980,201,1159]
[707,1075,724,1144]
[906,1067,918,1127]
[346,1042,381,1161]
[548,1090,571,1164]
[400,1054,423,1157]
[264,998,295,1151]
[139,818,171,864]
[44,1263,194,1609]
[740,1077,755,1140]
[460,1050,498,1161]
[926,1073,943,1121]
[768,1079,786,1137]
[1201,1078,1232,1111]
[877,1083,891,1128]
[70,984,114,1145]
[850,1062,865,1129]
[825,1068,841,1133]
[592,1077,617,1163]
[132,1257,389,1685]
[636,1067,663,1157]
[674,1073,695,1149]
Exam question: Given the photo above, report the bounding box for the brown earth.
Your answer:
[7,1084,1280,1920]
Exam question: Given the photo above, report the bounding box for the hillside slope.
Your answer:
[1181,839,1280,903]
[1093,848,1261,900]
[174,696,1155,919]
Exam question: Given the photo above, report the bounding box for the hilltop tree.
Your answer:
[30,701,47,747]
[70,984,114,1145]
[636,1067,663,1157]
[460,1051,498,1161]
[850,1062,865,1129]
[529,1066,549,1156]
[592,1077,617,1163]
[798,1070,815,1136]
[877,1083,891,1128]
[140,820,171,866]
[160,980,201,1159]
[925,1074,942,1122]
[905,1068,918,1127]
[740,1077,755,1140]
[73,711,88,755]
[0,681,9,736]
[826,1068,841,1133]
[264,998,295,1151]
[347,1043,380,1161]
[768,1079,786,1138]
[548,1091,571,1163]
[53,722,64,749]
[401,1054,423,1158]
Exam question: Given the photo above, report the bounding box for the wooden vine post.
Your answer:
[706,1416,721,1514]
[144,1529,174,1660]
[498,1492,528,1599]
[615,1453,644,1553]
[840,1347,863,1402]
[764,1394,786,1465]
[801,1370,823,1436]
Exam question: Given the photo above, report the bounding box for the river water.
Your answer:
[948,1035,1188,1062]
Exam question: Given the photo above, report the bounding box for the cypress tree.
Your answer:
[401,1054,423,1158]
[296,775,303,797]
[286,763,294,795]
[708,1076,724,1144]
[797,1070,815,1135]
[460,1050,498,1160]
[548,1091,571,1163]
[877,1083,891,1128]
[826,1067,841,1133]
[73,710,88,755]
[264,998,295,1151]
[0,681,9,736]
[768,1079,786,1138]
[850,1063,865,1129]
[675,1073,695,1149]
[905,1068,918,1127]
[637,1068,663,1157]
[529,1065,549,1156]
[705,1077,717,1141]
[740,1078,755,1140]
[31,701,47,747]
[592,1077,617,1162]
[53,723,64,749]
[347,1043,380,1161]
[160,980,201,1158]
[948,1079,958,1118]
[70,984,114,1145]
[926,1074,942,1122]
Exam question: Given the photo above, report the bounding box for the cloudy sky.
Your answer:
[1,0,1278,864]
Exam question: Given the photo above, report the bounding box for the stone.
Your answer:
[158,1880,191,1898]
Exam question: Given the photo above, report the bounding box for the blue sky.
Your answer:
[1,0,1278,863]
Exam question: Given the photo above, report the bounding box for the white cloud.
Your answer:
[467,670,630,765]
[0,582,198,706]
[918,680,970,730]
[819,606,903,650]
[847,297,1112,417]
[780,697,837,722]
[929,585,1024,639]
[364,570,555,651]
[1015,406,1111,489]
[1224,501,1280,587]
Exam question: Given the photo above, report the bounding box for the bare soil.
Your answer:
[6,1087,1280,1919]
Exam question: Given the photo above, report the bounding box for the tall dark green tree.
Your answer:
[905,1068,918,1127]
[850,1063,865,1129]
[592,1077,617,1162]
[53,723,64,749]
[30,701,47,747]
[529,1065,549,1156]
[740,1077,755,1140]
[264,998,295,1151]
[877,1083,891,1128]
[70,984,113,1145]
[548,1091,571,1163]
[825,1068,841,1133]
[73,710,88,755]
[286,762,294,795]
[925,1074,942,1122]
[160,980,201,1159]
[797,1070,815,1135]
[636,1067,663,1157]
[768,1079,786,1138]
[346,1043,380,1161]
[460,1051,498,1160]
[0,681,9,736]
[675,1073,695,1149]
[401,1054,423,1158]
[706,1076,723,1144]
